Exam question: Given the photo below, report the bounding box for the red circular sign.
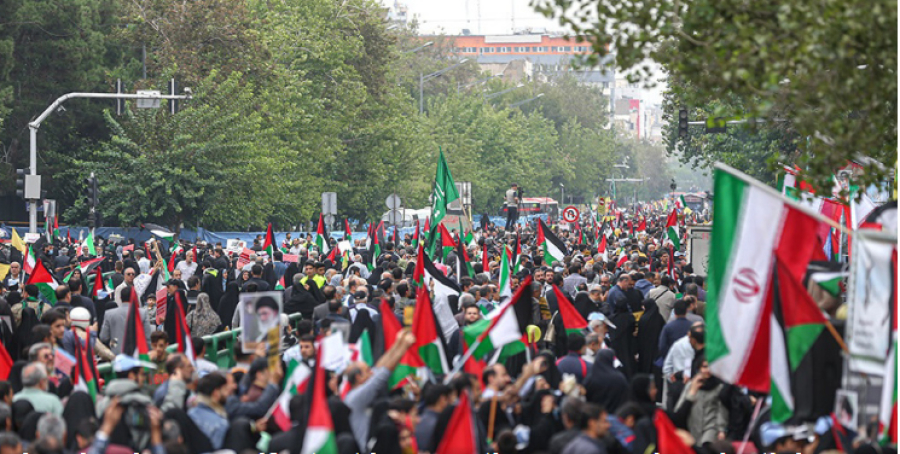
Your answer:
[562,206,580,222]
[732,267,761,303]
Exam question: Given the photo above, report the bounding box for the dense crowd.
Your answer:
[0,212,889,454]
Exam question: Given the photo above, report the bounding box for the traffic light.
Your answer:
[83,176,96,208]
[706,117,726,134]
[678,109,689,139]
[15,168,27,198]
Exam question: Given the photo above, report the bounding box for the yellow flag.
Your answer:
[0,263,8,280]
[10,229,25,254]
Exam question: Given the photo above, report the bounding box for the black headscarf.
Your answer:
[163,408,214,454]
[284,263,300,291]
[12,399,34,432]
[636,298,666,374]
[217,281,241,329]
[536,350,562,390]
[349,308,375,344]
[584,349,631,413]
[691,354,720,391]
[629,374,657,419]
[63,391,96,448]
[284,281,317,320]
[8,360,26,393]
[19,410,43,441]
[572,291,596,321]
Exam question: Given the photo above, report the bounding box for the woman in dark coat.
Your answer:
[636,298,666,374]
[217,281,241,330]
[608,299,636,378]
[584,349,631,413]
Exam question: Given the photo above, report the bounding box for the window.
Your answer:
[498,46,510,52]
[463,47,477,53]
[533,46,545,52]
[564,46,572,52]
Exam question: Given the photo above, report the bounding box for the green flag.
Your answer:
[431,149,460,226]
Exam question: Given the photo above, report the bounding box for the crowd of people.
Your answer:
[0,209,889,454]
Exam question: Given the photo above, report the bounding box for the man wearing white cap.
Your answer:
[61,307,114,362]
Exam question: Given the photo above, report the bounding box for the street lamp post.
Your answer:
[458,74,501,93]
[509,93,544,109]
[484,83,524,100]
[560,183,565,205]
[26,91,191,233]
[405,41,433,54]
[420,59,468,114]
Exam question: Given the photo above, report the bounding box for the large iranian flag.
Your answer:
[707,164,832,422]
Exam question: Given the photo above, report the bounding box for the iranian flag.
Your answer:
[26,260,57,304]
[497,247,512,301]
[665,209,680,249]
[263,223,276,257]
[551,285,588,334]
[270,360,312,431]
[300,346,338,454]
[674,194,686,210]
[315,214,330,255]
[707,164,835,422]
[537,219,567,266]
[413,286,449,376]
[23,246,36,276]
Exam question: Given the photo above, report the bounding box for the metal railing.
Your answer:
[96,313,304,382]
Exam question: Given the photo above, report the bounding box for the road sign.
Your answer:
[136,90,161,109]
[386,209,403,225]
[386,194,401,210]
[321,192,337,215]
[562,206,580,223]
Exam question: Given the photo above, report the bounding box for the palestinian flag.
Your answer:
[435,223,455,262]
[454,239,474,279]
[537,219,567,266]
[597,235,608,260]
[380,299,422,388]
[300,346,338,454]
[675,194,687,210]
[464,230,475,248]
[436,390,477,454]
[26,260,58,304]
[806,266,847,297]
[82,229,97,256]
[462,276,534,360]
[341,330,375,398]
[271,360,312,431]
[71,327,99,402]
[367,226,381,272]
[145,223,175,243]
[90,267,105,299]
[411,218,420,248]
[637,216,647,232]
[413,287,450,376]
[665,209,680,249]
[343,219,352,242]
[173,292,195,364]
[420,251,462,342]
[123,287,150,361]
[23,245,36,276]
[655,410,694,454]
[315,214,330,255]
[706,164,835,422]
[325,246,339,264]
[275,276,285,291]
[497,247,512,301]
[551,285,588,334]
[64,257,104,283]
[263,223,275,258]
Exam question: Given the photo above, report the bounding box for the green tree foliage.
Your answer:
[534,0,897,194]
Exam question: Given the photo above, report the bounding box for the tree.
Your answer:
[534,0,897,194]
[63,72,287,232]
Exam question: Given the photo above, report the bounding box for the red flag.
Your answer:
[326,246,339,263]
[67,230,72,246]
[0,341,12,380]
[436,390,477,454]
[412,243,425,288]
[551,285,588,333]
[192,245,198,263]
[173,292,195,364]
[91,266,104,299]
[344,219,353,240]
[424,217,430,233]
[598,235,607,255]
[482,243,489,272]
[654,410,694,454]
[637,216,647,232]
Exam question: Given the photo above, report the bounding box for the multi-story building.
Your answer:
[426,33,616,112]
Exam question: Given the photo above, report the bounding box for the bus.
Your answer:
[500,197,559,219]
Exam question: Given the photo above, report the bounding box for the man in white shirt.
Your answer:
[136,250,151,275]
[114,267,138,305]
[175,251,198,283]
[662,321,704,410]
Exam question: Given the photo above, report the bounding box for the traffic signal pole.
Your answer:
[26,91,191,233]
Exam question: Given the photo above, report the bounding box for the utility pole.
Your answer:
[27,90,191,233]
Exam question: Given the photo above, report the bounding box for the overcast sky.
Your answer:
[382,0,666,104]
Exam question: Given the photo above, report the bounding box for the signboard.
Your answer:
[846,236,895,375]
[321,192,337,215]
[686,225,711,277]
[562,206,579,223]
